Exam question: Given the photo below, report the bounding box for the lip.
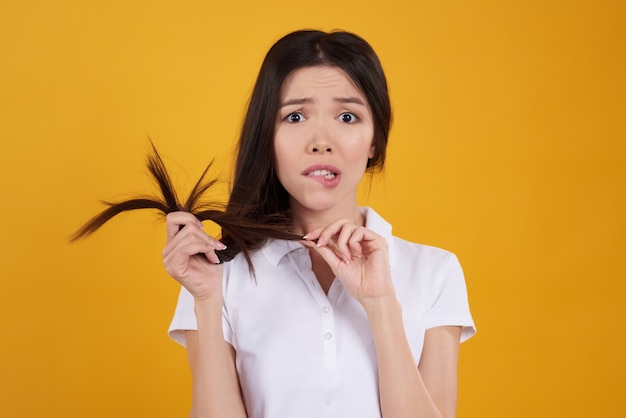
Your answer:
[302,164,342,188]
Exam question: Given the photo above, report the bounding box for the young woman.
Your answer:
[164,30,475,418]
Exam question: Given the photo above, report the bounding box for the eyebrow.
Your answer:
[280,96,367,108]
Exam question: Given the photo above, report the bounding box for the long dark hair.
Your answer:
[222,29,392,251]
[71,30,392,270]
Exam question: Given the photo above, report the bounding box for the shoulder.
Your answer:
[377,216,475,341]
[389,236,465,301]
[361,206,459,269]
[391,236,458,268]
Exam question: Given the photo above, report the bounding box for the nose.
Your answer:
[309,120,333,154]
[311,143,332,153]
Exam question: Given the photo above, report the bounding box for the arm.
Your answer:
[162,212,246,418]
[303,219,462,418]
[364,296,461,418]
[185,297,247,418]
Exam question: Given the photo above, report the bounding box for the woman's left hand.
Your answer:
[302,218,395,303]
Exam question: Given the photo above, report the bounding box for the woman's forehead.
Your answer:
[280,66,366,102]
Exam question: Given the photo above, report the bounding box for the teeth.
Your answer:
[310,169,336,179]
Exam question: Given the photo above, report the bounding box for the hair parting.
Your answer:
[70,140,302,269]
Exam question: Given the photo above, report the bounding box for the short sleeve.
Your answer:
[167,286,198,347]
[167,286,234,347]
[424,252,476,342]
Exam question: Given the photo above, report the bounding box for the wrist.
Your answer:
[362,296,408,347]
[193,293,224,316]
[361,295,402,320]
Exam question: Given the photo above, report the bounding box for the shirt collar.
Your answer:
[260,207,395,267]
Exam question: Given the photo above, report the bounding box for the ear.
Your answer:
[368,142,376,159]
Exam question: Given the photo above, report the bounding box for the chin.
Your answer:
[290,190,357,215]
[290,195,337,213]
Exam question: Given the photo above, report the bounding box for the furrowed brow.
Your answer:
[334,97,367,106]
[280,98,312,107]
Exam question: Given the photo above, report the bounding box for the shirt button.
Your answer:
[322,306,331,314]
[324,332,333,340]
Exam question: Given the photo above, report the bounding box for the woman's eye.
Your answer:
[286,112,305,123]
[339,112,358,123]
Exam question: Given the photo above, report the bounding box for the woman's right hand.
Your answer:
[162,211,226,300]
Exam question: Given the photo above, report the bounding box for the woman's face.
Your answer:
[274,65,375,216]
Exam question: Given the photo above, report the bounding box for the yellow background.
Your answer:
[1,1,624,417]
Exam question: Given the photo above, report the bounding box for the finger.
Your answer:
[163,239,221,278]
[184,239,223,265]
[306,242,344,273]
[174,227,226,253]
[311,219,359,263]
[165,235,225,264]
[349,227,386,254]
[163,223,204,256]
[334,223,359,262]
[347,227,367,258]
[312,218,351,248]
[163,226,225,265]
[165,211,204,239]
[302,227,322,243]
[302,236,352,268]
[165,214,226,252]
[194,246,222,265]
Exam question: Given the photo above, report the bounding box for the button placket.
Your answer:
[291,250,337,369]
[320,304,336,369]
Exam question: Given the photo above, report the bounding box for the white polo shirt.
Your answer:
[169,207,475,418]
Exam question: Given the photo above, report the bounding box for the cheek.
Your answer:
[349,128,376,160]
[272,135,292,175]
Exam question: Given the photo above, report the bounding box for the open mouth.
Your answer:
[308,169,337,180]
